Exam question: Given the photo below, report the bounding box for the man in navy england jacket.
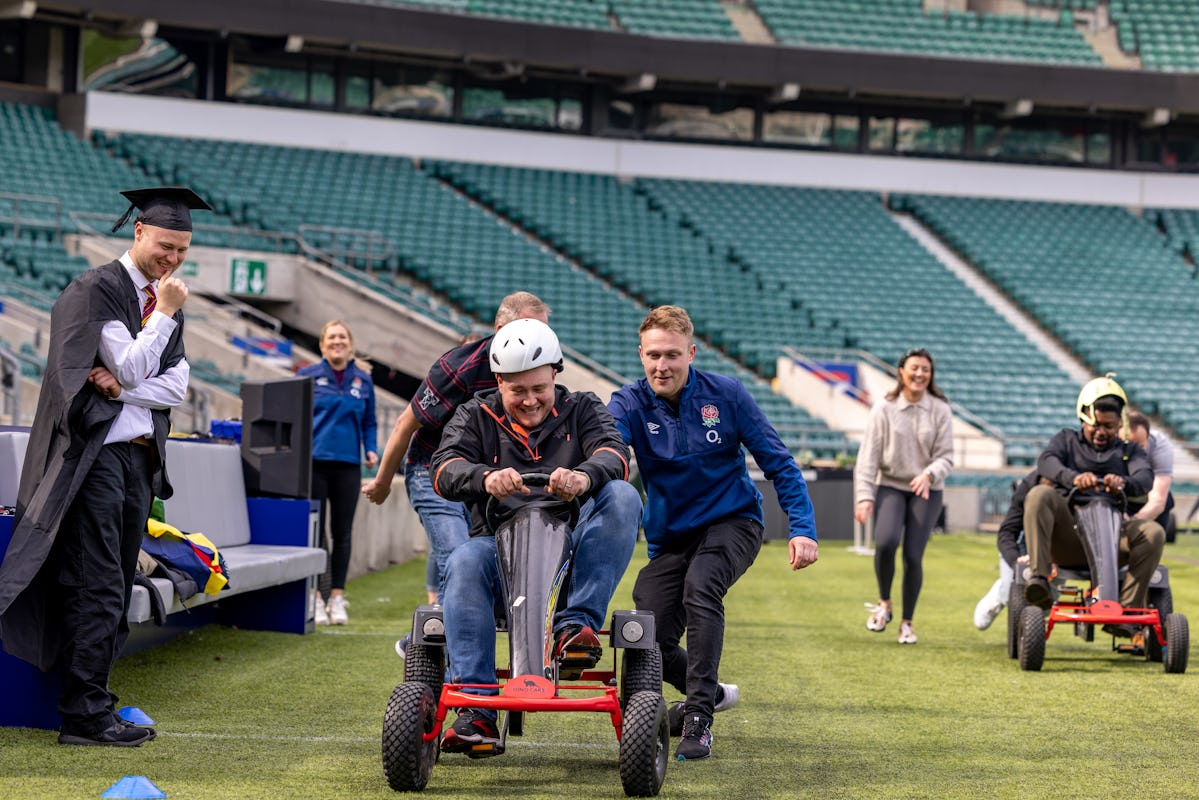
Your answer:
[608,305,818,762]
[430,318,641,758]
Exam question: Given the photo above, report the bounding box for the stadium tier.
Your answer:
[721,0,1101,65]
[1112,0,1199,71]
[900,193,1199,440]
[636,179,1081,449]
[359,0,1117,66]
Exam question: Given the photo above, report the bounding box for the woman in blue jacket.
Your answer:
[298,320,378,624]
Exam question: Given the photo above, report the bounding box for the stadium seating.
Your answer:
[639,180,1080,450]
[1111,0,1199,71]
[753,0,1102,65]
[611,0,739,39]
[101,132,847,455]
[900,193,1199,440]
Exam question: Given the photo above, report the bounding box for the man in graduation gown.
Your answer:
[0,187,208,746]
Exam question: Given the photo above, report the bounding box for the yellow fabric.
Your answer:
[145,518,230,595]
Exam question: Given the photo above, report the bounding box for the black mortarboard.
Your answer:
[111,186,213,234]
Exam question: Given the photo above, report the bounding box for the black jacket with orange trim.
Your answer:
[431,384,630,537]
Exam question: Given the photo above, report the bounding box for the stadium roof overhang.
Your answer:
[33,0,1199,117]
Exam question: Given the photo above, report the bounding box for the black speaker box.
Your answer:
[240,376,313,498]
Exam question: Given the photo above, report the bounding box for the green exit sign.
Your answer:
[230,258,267,295]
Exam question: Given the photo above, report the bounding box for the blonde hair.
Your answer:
[639,305,694,340]
[495,292,550,327]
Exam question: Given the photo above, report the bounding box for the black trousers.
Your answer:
[312,460,361,594]
[55,442,153,734]
[632,516,762,718]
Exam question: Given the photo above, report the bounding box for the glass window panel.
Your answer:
[896,118,963,154]
[868,116,895,151]
[646,103,753,141]
[763,111,832,146]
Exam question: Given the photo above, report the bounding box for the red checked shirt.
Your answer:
[405,335,499,468]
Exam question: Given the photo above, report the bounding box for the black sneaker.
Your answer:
[441,709,503,758]
[58,721,152,747]
[1023,575,1055,610]
[675,713,713,761]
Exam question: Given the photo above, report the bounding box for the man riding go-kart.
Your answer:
[1009,374,1189,673]
[1021,374,1163,627]
[429,318,643,755]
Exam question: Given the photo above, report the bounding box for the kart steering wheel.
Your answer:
[1066,485,1127,513]
[484,472,581,534]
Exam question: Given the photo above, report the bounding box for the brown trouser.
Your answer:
[1023,484,1165,608]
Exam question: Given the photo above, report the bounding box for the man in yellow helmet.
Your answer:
[1022,376,1163,634]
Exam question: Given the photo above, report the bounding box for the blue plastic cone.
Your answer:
[117,706,155,725]
[100,775,167,799]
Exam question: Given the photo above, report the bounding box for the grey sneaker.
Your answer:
[395,632,411,660]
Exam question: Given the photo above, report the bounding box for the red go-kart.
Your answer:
[1009,489,1188,673]
[381,473,669,796]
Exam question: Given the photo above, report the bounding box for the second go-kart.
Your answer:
[1008,488,1188,673]
[382,473,669,796]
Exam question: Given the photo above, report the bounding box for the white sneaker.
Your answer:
[313,592,329,625]
[328,594,349,625]
[973,579,1006,631]
[897,621,917,645]
[866,603,892,632]
[714,683,739,713]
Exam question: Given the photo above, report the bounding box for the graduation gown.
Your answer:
[0,259,185,670]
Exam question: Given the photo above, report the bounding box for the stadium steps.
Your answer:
[724,0,776,44]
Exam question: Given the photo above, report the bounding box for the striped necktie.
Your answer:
[141,284,157,328]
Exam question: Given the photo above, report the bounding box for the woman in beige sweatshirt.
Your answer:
[853,349,954,645]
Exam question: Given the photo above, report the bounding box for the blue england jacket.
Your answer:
[298,359,379,464]
[608,368,816,558]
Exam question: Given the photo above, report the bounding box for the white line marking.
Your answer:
[160,731,613,750]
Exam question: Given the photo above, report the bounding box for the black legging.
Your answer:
[873,485,943,622]
[312,460,361,595]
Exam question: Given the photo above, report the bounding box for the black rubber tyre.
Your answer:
[382,682,439,792]
[620,690,669,798]
[1165,512,1177,544]
[1007,580,1026,660]
[404,644,445,699]
[507,710,524,737]
[620,645,663,710]
[1147,587,1173,663]
[1018,605,1045,672]
[1164,613,1189,674]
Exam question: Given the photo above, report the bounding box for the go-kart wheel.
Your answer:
[508,710,524,737]
[1017,605,1045,672]
[620,690,669,798]
[1006,581,1026,660]
[620,645,662,711]
[1164,613,1189,674]
[1147,588,1175,663]
[382,682,439,791]
[404,643,445,699]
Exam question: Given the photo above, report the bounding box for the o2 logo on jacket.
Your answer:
[351,376,364,399]
[701,404,722,445]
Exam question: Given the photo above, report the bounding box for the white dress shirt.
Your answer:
[99,253,191,445]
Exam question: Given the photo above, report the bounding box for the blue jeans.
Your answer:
[442,480,641,706]
[405,462,471,603]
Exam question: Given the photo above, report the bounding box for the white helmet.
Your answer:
[490,318,563,375]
